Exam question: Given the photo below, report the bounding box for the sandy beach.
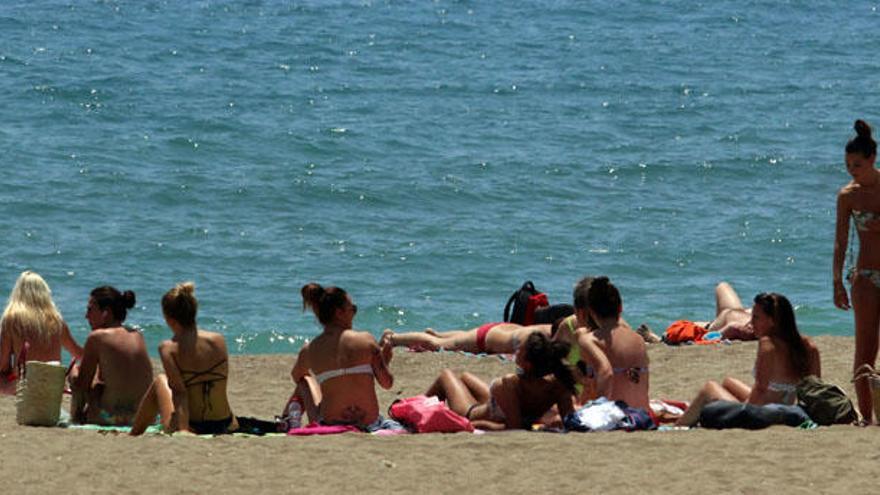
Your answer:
[0,335,876,494]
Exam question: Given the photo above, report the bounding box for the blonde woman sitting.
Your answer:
[0,271,82,394]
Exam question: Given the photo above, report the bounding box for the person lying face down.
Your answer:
[425,332,576,431]
[69,286,153,426]
[287,283,395,431]
[380,322,553,355]
[566,276,650,409]
[0,271,83,394]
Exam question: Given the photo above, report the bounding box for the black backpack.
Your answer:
[503,281,547,325]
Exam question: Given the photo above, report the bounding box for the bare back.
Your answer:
[297,329,388,426]
[582,323,650,409]
[1,321,63,365]
[160,330,232,423]
[86,327,154,412]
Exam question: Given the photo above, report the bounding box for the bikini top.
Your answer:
[579,362,649,384]
[853,210,880,232]
[751,367,798,404]
[177,358,228,417]
[314,363,374,385]
[564,316,582,365]
[565,318,648,386]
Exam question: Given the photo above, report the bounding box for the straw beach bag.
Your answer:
[15,361,66,426]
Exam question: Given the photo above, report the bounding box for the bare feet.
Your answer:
[636,324,662,344]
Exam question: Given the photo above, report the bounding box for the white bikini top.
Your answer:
[314,363,374,385]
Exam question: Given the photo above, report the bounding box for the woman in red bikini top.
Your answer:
[0,270,82,394]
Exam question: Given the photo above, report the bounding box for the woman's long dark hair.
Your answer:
[754,292,810,377]
[522,332,576,394]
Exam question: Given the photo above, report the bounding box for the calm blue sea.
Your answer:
[1,1,877,355]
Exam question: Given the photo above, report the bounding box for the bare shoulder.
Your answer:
[500,373,519,388]
[838,182,860,208]
[802,336,820,354]
[346,329,379,346]
[199,329,228,347]
[839,180,858,196]
[158,339,177,359]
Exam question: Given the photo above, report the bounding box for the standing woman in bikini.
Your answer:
[287,283,395,430]
[131,282,236,435]
[0,271,83,394]
[676,293,821,426]
[834,119,880,423]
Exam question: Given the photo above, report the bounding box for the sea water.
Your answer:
[1,1,877,355]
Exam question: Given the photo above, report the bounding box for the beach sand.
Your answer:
[0,335,876,494]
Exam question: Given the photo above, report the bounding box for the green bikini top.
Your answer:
[563,316,585,396]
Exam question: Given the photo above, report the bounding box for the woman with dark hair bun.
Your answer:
[284,283,398,432]
[568,276,650,409]
[834,119,880,424]
[70,286,153,425]
[424,332,575,430]
[675,293,820,427]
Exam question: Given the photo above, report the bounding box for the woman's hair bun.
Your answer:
[122,290,136,309]
[855,119,873,139]
[178,282,195,296]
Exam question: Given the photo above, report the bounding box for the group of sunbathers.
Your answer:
[2,121,877,432]
[0,266,832,433]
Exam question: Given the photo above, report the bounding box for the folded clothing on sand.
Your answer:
[564,398,656,432]
[698,401,812,429]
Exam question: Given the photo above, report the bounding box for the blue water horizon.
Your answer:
[1,1,876,356]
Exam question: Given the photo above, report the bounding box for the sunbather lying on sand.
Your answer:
[381,322,551,354]
[637,281,759,344]
[425,332,575,430]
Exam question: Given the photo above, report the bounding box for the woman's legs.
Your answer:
[130,374,175,436]
[675,379,740,427]
[382,330,445,351]
[287,375,322,424]
[851,274,880,423]
[715,282,744,316]
[425,369,479,416]
[460,372,491,403]
[722,377,752,402]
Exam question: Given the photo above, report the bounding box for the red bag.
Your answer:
[389,395,474,433]
[663,320,708,344]
[503,281,550,326]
